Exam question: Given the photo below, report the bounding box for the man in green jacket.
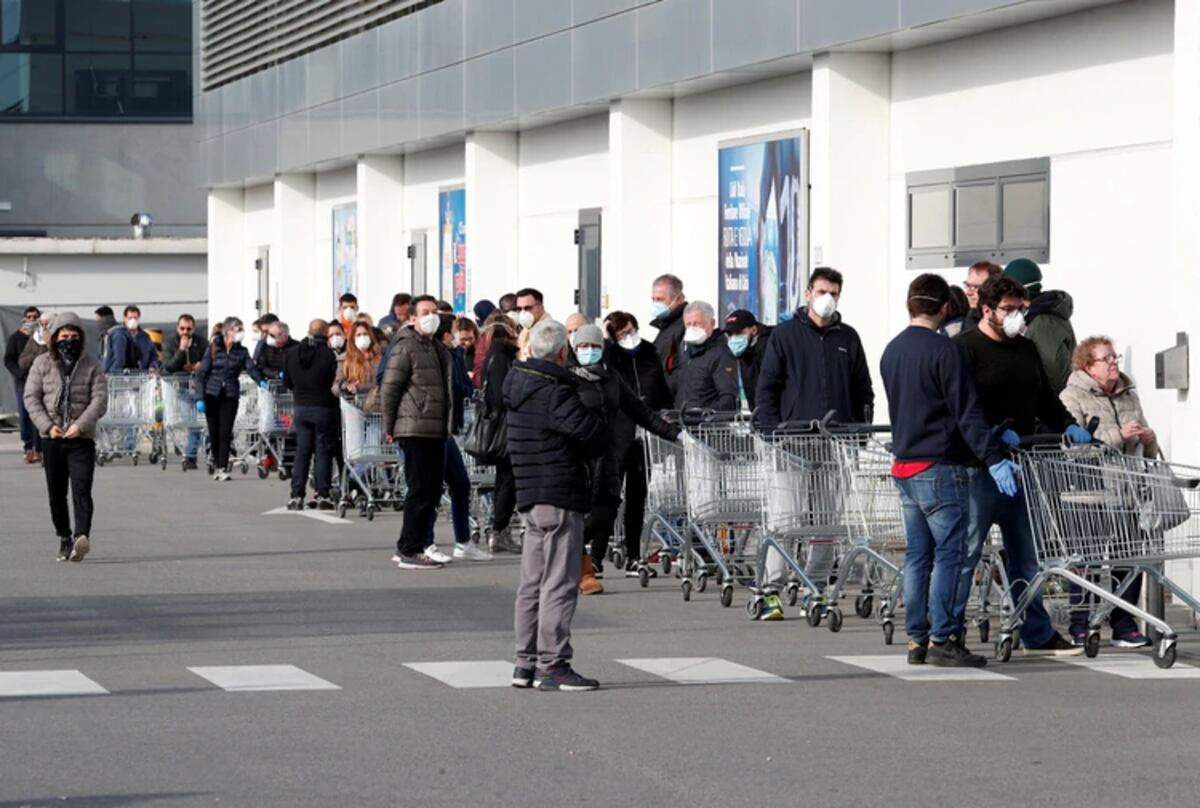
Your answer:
[1004,258,1076,394]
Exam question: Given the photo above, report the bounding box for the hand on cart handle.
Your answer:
[259,380,270,391]
[988,459,1021,497]
[195,400,206,414]
[991,425,1020,449]
[1064,423,1094,445]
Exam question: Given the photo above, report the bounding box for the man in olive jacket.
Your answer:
[380,295,454,570]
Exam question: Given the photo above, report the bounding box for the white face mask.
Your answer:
[329,334,346,351]
[810,293,838,320]
[518,310,536,329]
[230,330,244,343]
[506,311,521,325]
[618,331,640,352]
[1001,310,1026,339]
[33,329,46,345]
[418,313,441,336]
[354,334,371,351]
[683,326,707,345]
[343,307,358,321]
[126,317,140,330]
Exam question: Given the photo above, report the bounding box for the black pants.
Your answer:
[292,405,337,498]
[42,438,96,539]
[586,441,648,564]
[204,393,239,470]
[398,437,447,556]
[492,455,516,533]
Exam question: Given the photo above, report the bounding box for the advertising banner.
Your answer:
[439,187,467,315]
[332,204,358,302]
[718,132,808,324]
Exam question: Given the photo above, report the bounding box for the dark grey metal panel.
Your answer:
[342,28,381,97]
[514,32,572,116]
[515,0,573,41]
[419,65,465,138]
[801,0,900,49]
[901,0,1019,27]
[343,90,382,156]
[379,79,420,146]
[466,49,516,126]
[573,0,638,25]
[278,110,310,169]
[379,14,422,83]
[307,46,342,109]
[420,0,466,73]
[637,0,711,87]
[572,12,637,103]
[309,101,345,163]
[465,0,515,57]
[712,0,799,72]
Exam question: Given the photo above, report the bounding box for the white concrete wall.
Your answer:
[313,167,358,320]
[404,146,466,299]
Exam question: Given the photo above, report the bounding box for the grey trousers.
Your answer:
[514,504,585,672]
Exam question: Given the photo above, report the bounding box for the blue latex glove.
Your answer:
[195,399,206,414]
[989,459,1020,497]
[259,380,270,391]
[1065,424,1092,445]
[992,427,1019,449]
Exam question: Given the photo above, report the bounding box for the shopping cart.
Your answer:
[679,415,766,607]
[636,421,689,587]
[338,396,403,520]
[227,376,263,475]
[96,371,159,466]
[1009,442,1200,667]
[456,438,495,543]
[159,374,207,471]
[253,379,294,480]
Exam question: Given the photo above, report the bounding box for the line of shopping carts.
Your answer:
[635,411,1200,668]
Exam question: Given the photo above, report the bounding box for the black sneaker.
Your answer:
[394,554,444,571]
[286,497,304,511]
[1023,631,1084,656]
[907,641,928,665]
[625,560,657,579]
[535,666,599,692]
[592,558,604,579]
[182,458,199,471]
[512,666,534,689]
[315,496,335,511]
[927,640,988,668]
[56,538,73,562]
[1111,630,1151,649]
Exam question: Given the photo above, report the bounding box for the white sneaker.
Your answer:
[453,542,493,561]
[424,545,453,564]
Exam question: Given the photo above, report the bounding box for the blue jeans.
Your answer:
[965,472,1055,648]
[427,439,471,546]
[185,429,202,460]
[897,465,972,644]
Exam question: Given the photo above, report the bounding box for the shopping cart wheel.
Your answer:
[96,454,107,467]
[160,456,167,470]
[978,620,990,644]
[393,502,403,512]
[828,608,843,633]
[207,463,215,475]
[784,583,799,608]
[855,595,873,620]
[881,621,894,645]
[1084,632,1101,659]
[681,580,692,602]
[719,585,733,608]
[241,462,250,475]
[638,567,650,588]
[367,506,376,522]
[996,637,1013,663]
[337,502,347,519]
[746,597,763,619]
[132,454,139,466]
[661,554,672,576]
[278,469,290,481]
[612,550,625,570]
[696,573,708,593]
[806,606,823,628]
[1154,641,1177,670]
[257,466,269,480]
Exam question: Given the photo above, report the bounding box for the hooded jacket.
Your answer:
[24,313,108,439]
[380,326,452,439]
[104,326,159,373]
[673,331,740,412]
[284,337,338,409]
[196,336,263,398]
[650,304,686,395]
[755,309,875,429]
[1024,290,1076,394]
[503,358,607,513]
[1060,369,1160,457]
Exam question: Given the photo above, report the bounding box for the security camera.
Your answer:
[130,212,153,239]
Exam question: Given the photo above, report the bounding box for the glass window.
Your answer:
[131,52,188,114]
[954,182,998,248]
[0,52,62,112]
[133,0,190,52]
[909,187,952,250]
[1,0,58,47]
[1001,177,1049,246]
[66,52,131,115]
[66,0,131,52]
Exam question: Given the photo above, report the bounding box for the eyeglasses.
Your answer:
[1092,353,1122,365]
[178,327,194,334]
[995,304,1029,316]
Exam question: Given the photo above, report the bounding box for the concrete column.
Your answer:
[357,155,405,315]
[608,99,672,322]
[809,52,892,356]
[465,132,518,307]
[206,188,248,328]
[273,172,317,328]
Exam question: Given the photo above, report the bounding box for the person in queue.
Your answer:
[104,305,158,373]
[336,293,360,335]
[256,319,297,380]
[649,273,687,395]
[1003,258,1077,393]
[515,288,552,359]
[283,319,340,512]
[1059,336,1157,648]
[454,318,479,382]
[482,317,522,553]
[196,317,264,481]
[5,305,42,464]
[673,301,738,412]
[23,312,107,562]
[327,320,347,364]
[162,314,207,470]
[378,293,413,336]
[722,309,773,413]
[961,261,1001,334]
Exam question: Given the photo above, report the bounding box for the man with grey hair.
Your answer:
[649,273,687,395]
[504,320,607,691]
[673,300,738,411]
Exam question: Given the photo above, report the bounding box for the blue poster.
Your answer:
[439,188,467,315]
[718,135,806,325]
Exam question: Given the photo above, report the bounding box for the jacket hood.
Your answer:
[506,358,578,409]
[50,312,86,343]
[1066,367,1134,397]
[1028,290,1073,321]
[297,337,327,369]
[650,303,685,330]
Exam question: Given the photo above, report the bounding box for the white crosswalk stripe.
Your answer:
[828,655,1016,682]
[188,665,341,692]
[404,661,515,689]
[0,670,109,698]
[1051,654,1200,679]
[616,657,788,685]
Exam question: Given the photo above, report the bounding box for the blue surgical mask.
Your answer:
[650,301,670,319]
[727,335,749,357]
[576,347,603,367]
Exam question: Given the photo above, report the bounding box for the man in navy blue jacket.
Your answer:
[880,274,1017,668]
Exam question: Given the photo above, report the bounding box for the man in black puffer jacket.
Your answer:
[505,320,607,692]
[673,301,739,412]
[283,319,339,512]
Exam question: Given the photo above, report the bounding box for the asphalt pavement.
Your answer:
[2,433,1199,808]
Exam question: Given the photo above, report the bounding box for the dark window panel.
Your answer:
[66,52,132,115]
[131,52,190,115]
[66,0,132,52]
[0,52,62,113]
[1,0,59,47]
[133,0,190,52]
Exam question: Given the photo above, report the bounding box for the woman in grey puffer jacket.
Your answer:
[24,311,108,562]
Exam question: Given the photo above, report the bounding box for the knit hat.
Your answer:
[571,324,604,349]
[473,299,496,325]
[1004,258,1043,295]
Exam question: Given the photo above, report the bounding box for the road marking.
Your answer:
[615,657,787,685]
[828,655,1016,682]
[188,665,341,692]
[1052,654,1200,679]
[262,506,352,525]
[404,661,515,689]
[0,670,109,698]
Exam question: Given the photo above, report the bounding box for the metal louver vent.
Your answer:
[201,0,442,92]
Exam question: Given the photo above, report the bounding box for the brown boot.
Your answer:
[580,555,604,595]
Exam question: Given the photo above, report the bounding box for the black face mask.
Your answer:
[57,338,82,364]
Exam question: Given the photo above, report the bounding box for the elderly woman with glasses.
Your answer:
[1059,335,1158,649]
